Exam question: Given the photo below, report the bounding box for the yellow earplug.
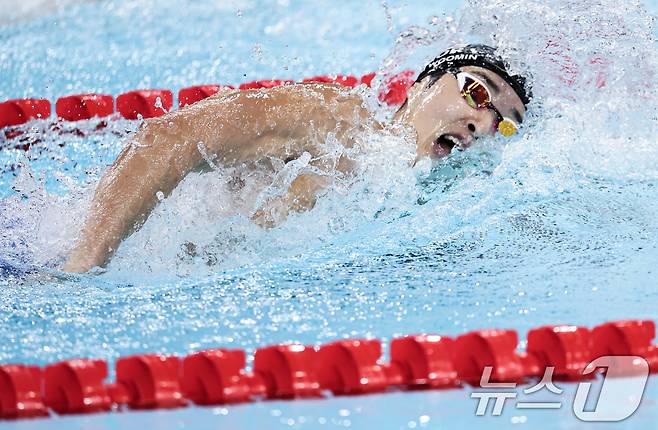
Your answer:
[498,119,518,137]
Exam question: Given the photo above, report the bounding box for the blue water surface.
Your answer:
[2,0,658,429]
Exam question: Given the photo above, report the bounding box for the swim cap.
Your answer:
[416,44,531,106]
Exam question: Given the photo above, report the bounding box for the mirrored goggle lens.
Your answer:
[460,75,492,109]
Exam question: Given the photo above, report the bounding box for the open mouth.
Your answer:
[434,134,463,155]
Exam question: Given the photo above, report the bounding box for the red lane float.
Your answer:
[333,75,359,87]
[178,85,230,107]
[591,320,658,373]
[360,72,376,87]
[239,80,294,90]
[43,359,113,414]
[180,349,252,405]
[526,325,594,380]
[55,94,114,121]
[115,355,186,409]
[316,339,391,395]
[0,365,48,419]
[302,75,336,85]
[389,335,459,388]
[253,344,322,399]
[0,99,51,128]
[452,329,531,385]
[378,70,415,105]
[116,90,173,120]
[302,75,359,87]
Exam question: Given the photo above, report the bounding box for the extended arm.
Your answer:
[63,84,366,272]
[62,116,200,273]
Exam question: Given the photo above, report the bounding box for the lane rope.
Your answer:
[1,319,657,420]
[0,72,415,138]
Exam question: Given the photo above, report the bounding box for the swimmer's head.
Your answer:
[395,44,531,160]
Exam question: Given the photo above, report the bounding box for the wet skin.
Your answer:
[395,65,526,161]
[63,67,526,273]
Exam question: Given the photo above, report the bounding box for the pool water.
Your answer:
[2,0,658,428]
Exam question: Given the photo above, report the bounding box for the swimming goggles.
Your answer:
[454,71,519,137]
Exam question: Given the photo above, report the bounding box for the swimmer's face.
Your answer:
[398,66,526,161]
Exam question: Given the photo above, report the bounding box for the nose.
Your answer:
[466,108,497,138]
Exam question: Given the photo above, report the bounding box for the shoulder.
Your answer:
[282,83,375,122]
[239,82,364,109]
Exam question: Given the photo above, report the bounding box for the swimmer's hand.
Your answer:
[250,173,328,229]
[62,246,105,273]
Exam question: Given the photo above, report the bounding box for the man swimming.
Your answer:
[63,44,530,273]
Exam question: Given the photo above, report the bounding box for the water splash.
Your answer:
[1,0,658,375]
[2,0,658,281]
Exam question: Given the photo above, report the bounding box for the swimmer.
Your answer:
[63,44,531,273]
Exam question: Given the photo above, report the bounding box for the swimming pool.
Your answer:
[2,0,658,428]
